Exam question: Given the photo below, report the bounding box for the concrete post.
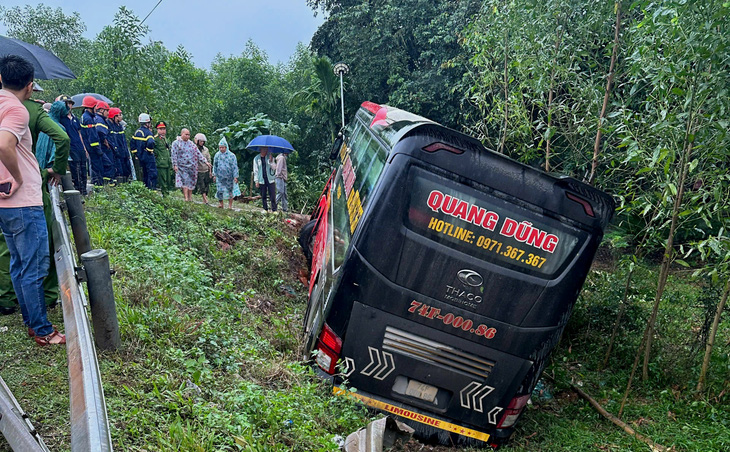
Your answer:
[80,249,121,351]
[62,190,92,257]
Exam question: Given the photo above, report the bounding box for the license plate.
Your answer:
[405,380,438,403]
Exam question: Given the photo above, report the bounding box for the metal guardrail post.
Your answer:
[62,190,92,257]
[49,186,114,452]
[81,249,121,351]
[0,377,50,452]
[61,173,75,192]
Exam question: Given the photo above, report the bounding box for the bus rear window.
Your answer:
[406,169,582,276]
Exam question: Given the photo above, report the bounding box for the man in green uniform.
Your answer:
[153,121,172,195]
[0,97,69,314]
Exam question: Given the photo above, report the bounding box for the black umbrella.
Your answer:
[0,35,75,80]
[70,93,114,108]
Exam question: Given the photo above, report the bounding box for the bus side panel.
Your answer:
[308,188,331,296]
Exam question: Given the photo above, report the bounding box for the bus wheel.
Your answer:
[298,219,317,266]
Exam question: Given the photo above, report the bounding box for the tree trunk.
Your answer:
[697,276,730,392]
[601,267,634,370]
[641,131,695,381]
[499,26,509,155]
[545,28,563,172]
[587,1,621,185]
[571,382,669,451]
[621,90,699,412]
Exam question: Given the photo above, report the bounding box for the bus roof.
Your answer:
[357,102,437,149]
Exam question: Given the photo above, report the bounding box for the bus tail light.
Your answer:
[315,323,342,375]
[566,192,595,217]
[496,394,531,428]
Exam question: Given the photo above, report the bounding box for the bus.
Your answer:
[299,101,614,447]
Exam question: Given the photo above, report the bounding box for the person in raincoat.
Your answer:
[34,100,68,170]
[193,133,212,204]
[172,128,208,202]
[213,137,239,209]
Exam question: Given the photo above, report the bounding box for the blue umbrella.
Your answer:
[246,135,295,154]
[0,35,75,80]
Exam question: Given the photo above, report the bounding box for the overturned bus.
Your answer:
[298,102,614,447]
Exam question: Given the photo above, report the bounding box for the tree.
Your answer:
[290,55,340,142]
[209,42,289,128]
[0,4,89,95]
[309,0,482,129]
[0,4,87,67]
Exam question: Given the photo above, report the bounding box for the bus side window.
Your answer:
[354,137,387,205]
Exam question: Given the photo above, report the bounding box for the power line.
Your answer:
[140,0,164,26]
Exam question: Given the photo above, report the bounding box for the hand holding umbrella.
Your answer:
[246,135,295,154]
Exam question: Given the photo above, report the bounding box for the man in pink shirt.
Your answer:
[0,55,65,346]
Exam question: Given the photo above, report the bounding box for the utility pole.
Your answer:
[334,62,350,130]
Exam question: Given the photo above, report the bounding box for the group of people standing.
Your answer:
[57,95,244,208]
[0,53,290,350]
[132,118,241,208]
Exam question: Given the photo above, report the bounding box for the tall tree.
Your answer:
[290,55,340,142]
[308,0,482,129]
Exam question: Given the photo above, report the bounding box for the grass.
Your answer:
[0,183,728,451]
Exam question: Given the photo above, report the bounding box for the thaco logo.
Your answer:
[444,269,484,308]
[457,269,483,287]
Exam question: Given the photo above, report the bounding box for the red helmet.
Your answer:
[81,96,98,108]
[108,107,122,119]
[96,101,110,111]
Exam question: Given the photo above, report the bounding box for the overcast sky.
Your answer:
[0,1,326,68]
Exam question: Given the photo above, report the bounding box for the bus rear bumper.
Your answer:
[332,385,496,445]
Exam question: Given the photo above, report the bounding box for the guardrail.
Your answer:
[0,376,50,452]
[49,185,114,452]
[0,183,115,451]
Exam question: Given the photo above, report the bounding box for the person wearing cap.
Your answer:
[132,113,157,189]
[153,121,172,195]
[80,96,104,186]
[172,128,209,202]
[57,94,88,194]
[193,133,212,204]
[108,108,132,182]
[94,101,115,185]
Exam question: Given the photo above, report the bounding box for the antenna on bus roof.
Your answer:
[334,62,350,130]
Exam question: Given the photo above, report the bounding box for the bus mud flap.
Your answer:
[344,416,414,452]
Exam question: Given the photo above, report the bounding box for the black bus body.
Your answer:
[300,102,614,446]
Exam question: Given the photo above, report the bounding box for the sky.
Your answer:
[0,0,326,68]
